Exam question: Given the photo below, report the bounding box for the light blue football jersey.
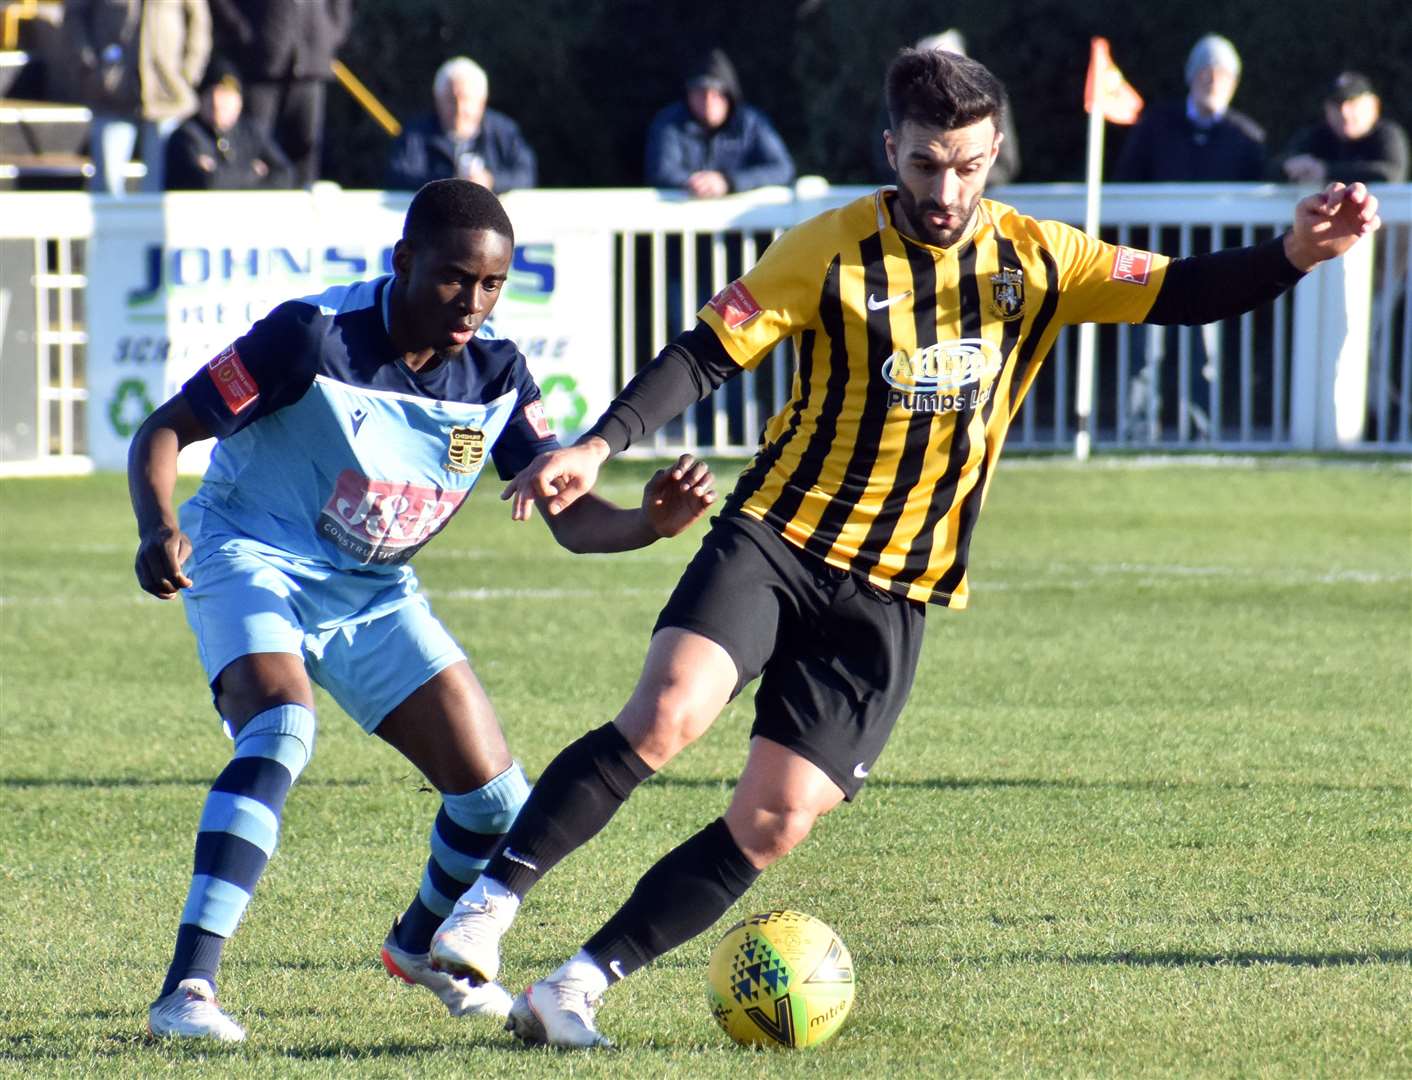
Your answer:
[180,276,559,572]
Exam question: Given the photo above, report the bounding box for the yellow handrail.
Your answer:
[331,58,400,137]
[4,0,41,52]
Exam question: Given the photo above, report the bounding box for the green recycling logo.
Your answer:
[108,378,156,437]
[540,374,588,432]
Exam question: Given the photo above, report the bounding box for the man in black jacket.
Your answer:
[385,56,537,194]
[1113,35,1267,440]
[1114,34,1265,183]
[165,62,295,190]
[1277,72,1409,185]
[207,0,351,187]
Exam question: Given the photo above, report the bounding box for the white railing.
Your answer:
[0,193,92,474]
[600,182,1412,456]
[0,182,1408,476]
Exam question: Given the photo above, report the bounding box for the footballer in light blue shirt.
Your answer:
[128,179,716,1042]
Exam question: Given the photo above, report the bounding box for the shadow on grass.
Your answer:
[5,773,1406,795]
[643,774,1410,795]
[270,1035,511,1059]
[0,776,379,789]
[997,949,1412,968]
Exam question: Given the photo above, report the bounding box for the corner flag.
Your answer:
[1075,38,1143,462]
[1083,37,1143,125]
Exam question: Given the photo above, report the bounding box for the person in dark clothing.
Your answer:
[1113,35,1268,441]
[1114,34,1265,182]
[207,0,351,187]
[644,48,794,197]
[385,56,537,194]
[1277,72,1409,185]
[165,62,295,190]
[872,30,1020,189]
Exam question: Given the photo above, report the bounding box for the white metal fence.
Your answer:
[610,182,1412,457]
[0,193,91,473]
[1,182,1408,476]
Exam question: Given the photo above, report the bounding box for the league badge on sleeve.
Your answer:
[1110,247,1153,285]
[708,280,763,329]
[207,344,259,415]
[523,399,553,439]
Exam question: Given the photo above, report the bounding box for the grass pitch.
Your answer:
[1,458,1409,1078]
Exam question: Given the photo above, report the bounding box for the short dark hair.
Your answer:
[402,179,515,249]
[884,48,1004,133]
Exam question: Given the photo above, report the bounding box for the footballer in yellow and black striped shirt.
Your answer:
[482,50,1378,1032]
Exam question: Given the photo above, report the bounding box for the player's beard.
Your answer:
[894,185,981,249]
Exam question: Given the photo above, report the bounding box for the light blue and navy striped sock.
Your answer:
[159,704,316,997]
[393,763,529,955]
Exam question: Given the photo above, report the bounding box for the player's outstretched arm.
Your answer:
[1143,181,1381,328]
[501,435,613,522]
[539,453,716,554]
[128,394,211,599]
[502,325,740,522]
[1283,182,1381,271]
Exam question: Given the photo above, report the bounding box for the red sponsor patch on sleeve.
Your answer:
[1110,246,1153,285]
[706,280,763,329]
[207,344,259,414]
[524,399,552,439]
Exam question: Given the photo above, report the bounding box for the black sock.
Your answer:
[584,817,761,981]
[159,925,226,998]
[484,723,654,898]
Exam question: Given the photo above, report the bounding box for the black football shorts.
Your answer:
[654,513,926,799]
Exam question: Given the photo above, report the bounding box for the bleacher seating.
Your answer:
[0,1,96,189]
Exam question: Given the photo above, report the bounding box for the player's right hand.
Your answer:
[501,437,612,521]
[135,525,193,599]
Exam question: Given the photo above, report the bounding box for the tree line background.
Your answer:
[327,0,1412,189]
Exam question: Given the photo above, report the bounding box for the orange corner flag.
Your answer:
[1084,37,1143,125]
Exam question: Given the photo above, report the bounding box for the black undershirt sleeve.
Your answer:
[1143,234,1308,326]
[582,322,741,453]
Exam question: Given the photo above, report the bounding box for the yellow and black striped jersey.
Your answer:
[699,189,1172,608]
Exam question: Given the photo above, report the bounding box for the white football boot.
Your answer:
[146,978,246,1043]
[428,890,516,984]
[506,973,613,1049]
[381,922,513,1018]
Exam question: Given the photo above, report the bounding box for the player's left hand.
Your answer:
[642,454,716,537]
[1284,182,1381,271]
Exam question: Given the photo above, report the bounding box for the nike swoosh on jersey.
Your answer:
[853,762,870,778]
[866,291,911,311]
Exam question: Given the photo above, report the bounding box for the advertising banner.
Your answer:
[86,190,614,471]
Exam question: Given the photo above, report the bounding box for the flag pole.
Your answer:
[1075,41,1108,463]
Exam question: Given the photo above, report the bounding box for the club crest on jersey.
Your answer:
[988,268,1025,321]
[447,426,486,475]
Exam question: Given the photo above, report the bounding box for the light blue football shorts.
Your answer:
[178,518,465,733]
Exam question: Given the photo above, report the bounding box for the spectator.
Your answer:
[645,48,795,197]
[872,30,1020,189]
[165,60,295,190]
[207,0,351,188]
[1114,35,1266,443]
[1114,34,1265,182]
[64,0,211,195]
[385,57,538,194]
[1276,72,1409,185]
